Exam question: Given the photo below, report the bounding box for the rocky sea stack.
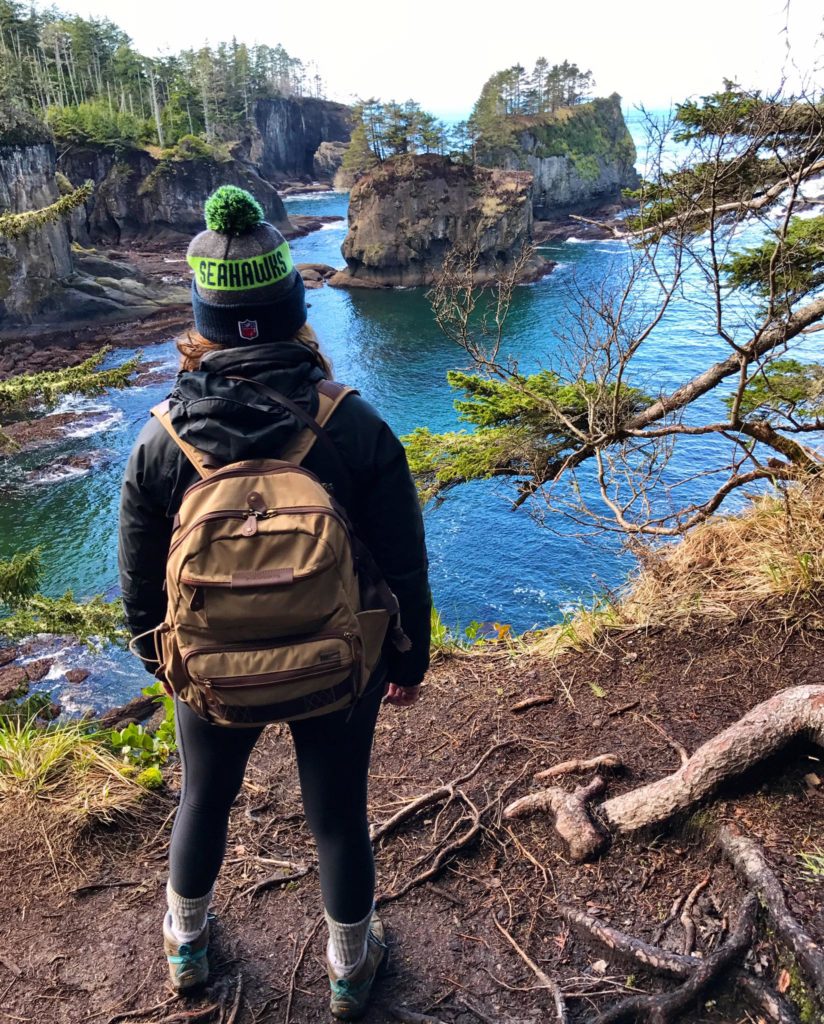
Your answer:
[490,94,640,219]
[329,154,551,289]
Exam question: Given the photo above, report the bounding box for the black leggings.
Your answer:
[169,677,385,923]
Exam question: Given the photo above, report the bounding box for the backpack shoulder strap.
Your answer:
[279,380,357,465]
[150,401,217,480]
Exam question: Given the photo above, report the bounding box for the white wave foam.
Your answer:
[30,463,93,485]
[63,409,123,439]
[565,236,597,244]
[52,393,109,416]
[283,189,345,203]
[321,221,345,230]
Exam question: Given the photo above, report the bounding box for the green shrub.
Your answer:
[45,101,152,148]
[105,682,176,772]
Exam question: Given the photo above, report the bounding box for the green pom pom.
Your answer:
[204,185,264,234]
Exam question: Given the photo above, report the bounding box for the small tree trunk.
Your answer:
[148,66,165,149]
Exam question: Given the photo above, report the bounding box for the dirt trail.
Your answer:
[1,618,822,1024]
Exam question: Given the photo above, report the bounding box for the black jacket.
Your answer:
[118,341,431,687]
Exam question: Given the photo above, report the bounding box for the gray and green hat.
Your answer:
[187,185,306,345]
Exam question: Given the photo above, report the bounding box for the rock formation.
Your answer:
[245,97,351,182]
[329,154,551,289]
[60,144,290,245]
[489,94,639,219]
[0,141,188,330]
[313,141,348,182]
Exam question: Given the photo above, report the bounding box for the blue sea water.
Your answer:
[1,111,819,710]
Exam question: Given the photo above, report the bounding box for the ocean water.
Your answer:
[1,112,818,709]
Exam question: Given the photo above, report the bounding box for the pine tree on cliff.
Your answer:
[468,58,595,157]
[407,84,824,536]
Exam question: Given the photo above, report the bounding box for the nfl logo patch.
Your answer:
[238,319,259,341]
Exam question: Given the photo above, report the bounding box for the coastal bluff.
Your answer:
[0,140,187,329]
[488,94,640,219]
[329,155,551,288]
[59,143,291,246]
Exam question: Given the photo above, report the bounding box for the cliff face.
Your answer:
[489,94,639,219]
[60,145,290,245]
[0,143,190,330]
[247,97,351,182]
[331,154,549,288]
[0,143,75,324]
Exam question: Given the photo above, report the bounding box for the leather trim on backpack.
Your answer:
[231,568,295,586]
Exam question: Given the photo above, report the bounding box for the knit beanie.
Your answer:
[186,185,306,345]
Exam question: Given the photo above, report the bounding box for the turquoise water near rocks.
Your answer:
[1,114,819,710]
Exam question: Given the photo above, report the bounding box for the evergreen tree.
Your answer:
[0,1,325,149]
[408,85,824,536]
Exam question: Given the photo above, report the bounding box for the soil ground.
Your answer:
[1,616,822,1024]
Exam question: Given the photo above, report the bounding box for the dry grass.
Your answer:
[530,478,824,657]
[623,478,824,626]
[0,713,144,837]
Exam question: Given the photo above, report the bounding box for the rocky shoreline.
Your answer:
[0,210,343,376]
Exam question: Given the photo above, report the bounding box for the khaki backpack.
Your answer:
[139,379,406,727]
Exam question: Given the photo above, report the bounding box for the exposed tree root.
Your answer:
[560,905,698,977]
[596,895,756,1024]
[638,714,690,768]
[388,1008,447,1024]
[493,916,569,1024]
[504,775,608,861]
[719,823,824,997]
[534,754,623,780]
[733,972,801,1024]
[679,874,710,955]
[508,686,824,861]
[559,902,799,1024]
[602,686,824,834]
[370,740,519,844]
[378,792,483,904]
[245,863,314,899]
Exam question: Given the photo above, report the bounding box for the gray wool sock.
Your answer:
[166,880,212,944]
[325,906,373,977]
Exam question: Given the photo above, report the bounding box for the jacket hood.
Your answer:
[167,341,325,462]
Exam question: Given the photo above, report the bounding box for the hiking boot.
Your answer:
[163,915,209,992]
[327,912,387,1020]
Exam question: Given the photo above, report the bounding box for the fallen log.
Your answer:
[97,693,158,730]
[719,823,824,997]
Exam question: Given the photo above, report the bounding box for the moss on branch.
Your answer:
[0,180,93,241]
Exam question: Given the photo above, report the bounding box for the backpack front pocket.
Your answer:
[181,632,358,708]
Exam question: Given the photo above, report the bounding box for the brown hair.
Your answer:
[175,323,334,378]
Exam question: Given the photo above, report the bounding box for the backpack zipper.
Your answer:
[183,630,358,688]
[169,504,348,557]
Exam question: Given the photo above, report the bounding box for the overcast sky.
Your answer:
[48,0,823,119]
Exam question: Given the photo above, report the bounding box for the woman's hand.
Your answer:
[383,683,421,708]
